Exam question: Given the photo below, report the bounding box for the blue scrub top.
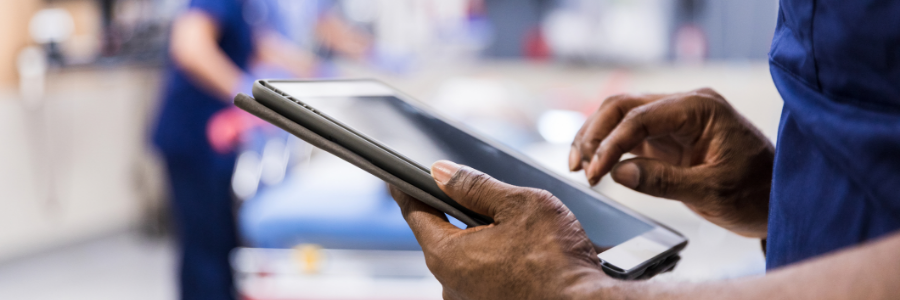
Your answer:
[153,0,254,159]
[766,0,900,269]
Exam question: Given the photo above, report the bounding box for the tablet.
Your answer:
[244,79,687,280]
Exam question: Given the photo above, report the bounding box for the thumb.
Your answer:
[610,158,705,201]
[431,160,519,220]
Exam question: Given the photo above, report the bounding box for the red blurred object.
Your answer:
[206,106,268,154]
[673,23,708,63]
[523,26,551,61]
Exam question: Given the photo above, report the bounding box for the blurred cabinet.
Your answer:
[0,67,163,261]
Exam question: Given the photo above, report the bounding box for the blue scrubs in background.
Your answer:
[766,0,900,269]
[152,0,253,299]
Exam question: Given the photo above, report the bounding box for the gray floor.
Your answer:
[0,231,177,300]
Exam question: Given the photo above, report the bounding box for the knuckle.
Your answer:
[693,87,718,96]
[523,188,566,215]
[461,172,492,199]
[583,136,602,152]
[503,188,534,211]
[599,139,629,157]
[572,131,589,150]
[694,87,728,103]
[528,188,556,205]
[458,167,483,188]
[691,87,725,102]
[649,171,671,196]
[600,93,642,117]
[622,104,650,123]
[656,96,706,131]
[602,93,633,107]
[688,89,729,109]
[615,107,650,138]
[647,166,678,197]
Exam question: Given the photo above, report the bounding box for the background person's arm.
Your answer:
[171,9,369,101]
[253,30,317,78]
[315,12,371,60]
[169,10,246,101]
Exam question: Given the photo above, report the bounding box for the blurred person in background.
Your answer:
[389,0,900,299]
[151,1,369,299]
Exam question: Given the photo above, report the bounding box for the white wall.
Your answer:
[0,67,162,261]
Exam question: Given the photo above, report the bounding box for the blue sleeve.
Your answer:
[189,0,240,28]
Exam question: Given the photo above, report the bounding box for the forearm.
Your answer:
[254,31,316,78]
[170,11,245,101]
[580,231,900,300]
[315,13,370,59]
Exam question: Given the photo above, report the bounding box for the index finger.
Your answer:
[389,185,461,247]
[570,94,670,171]
[585,95,705,184]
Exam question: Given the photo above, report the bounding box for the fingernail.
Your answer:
[431,160,461,185]
[587,156,601,185]
[568,147,580,171]
[612,163,640,189]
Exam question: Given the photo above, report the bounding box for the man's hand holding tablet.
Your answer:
[390,160,610,300]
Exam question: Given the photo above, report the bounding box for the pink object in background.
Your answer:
[673,23,707,63]
[207,106,269,154]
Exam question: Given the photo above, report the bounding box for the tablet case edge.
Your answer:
[233,93,482,226]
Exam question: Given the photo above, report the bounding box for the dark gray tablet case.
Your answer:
[233,93,482,226]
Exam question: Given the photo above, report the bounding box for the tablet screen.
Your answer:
[269,81,654,248]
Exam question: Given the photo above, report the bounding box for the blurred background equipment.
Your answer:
[29,8,75,66]
[0,0,779,299]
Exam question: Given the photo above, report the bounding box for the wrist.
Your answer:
[573,280,702,300]
[231,74,256,98]
[564,271,635,300]
[566,274,701,300]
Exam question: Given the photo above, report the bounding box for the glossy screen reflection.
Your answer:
[273,83,654,248]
